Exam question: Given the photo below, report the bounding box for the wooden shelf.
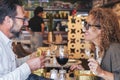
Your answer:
[25,7,90,12]
[25,8,72,11]
[43,19,68,21]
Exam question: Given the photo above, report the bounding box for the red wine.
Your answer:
[56,57,68,66]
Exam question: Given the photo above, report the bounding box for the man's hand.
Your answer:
[26,55,46,71]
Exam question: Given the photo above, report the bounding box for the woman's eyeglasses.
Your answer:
[84,21,101,30]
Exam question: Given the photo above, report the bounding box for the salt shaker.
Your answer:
[46,49,51,57]
[52,55,57,65]
[59,70,66,80]
[50,69,58,80]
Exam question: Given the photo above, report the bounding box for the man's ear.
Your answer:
[3,16,13,26]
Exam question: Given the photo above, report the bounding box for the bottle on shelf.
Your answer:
[54,11,60,19]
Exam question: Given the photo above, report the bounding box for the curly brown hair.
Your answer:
[89,8,120,51]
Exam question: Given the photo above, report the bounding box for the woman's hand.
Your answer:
[88,58,103,76]
[88,58,114,80]
[70,64,84,71]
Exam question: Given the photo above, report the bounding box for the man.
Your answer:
[0,0,46,80]
[26,6,45,51]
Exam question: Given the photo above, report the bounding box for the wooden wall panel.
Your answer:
[67,16,93,58]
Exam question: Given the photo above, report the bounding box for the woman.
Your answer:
[71,8,120,80]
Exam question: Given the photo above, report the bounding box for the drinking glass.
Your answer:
[80,48,91,70]
[56,45,69,70]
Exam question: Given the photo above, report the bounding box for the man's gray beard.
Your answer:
[11,31,20,38]
[10,26,21,38]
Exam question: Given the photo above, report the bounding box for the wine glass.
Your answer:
[49,43,57,55]
[79,48,91,70]
[56,45,69,70]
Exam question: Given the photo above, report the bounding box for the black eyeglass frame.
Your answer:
[84,21,101,30]
[13,17,28,23]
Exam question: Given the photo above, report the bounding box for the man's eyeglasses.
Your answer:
[14,17,28,23]
[84,21,101,30]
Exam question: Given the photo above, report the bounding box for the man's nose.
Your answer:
[24,20,28,26]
